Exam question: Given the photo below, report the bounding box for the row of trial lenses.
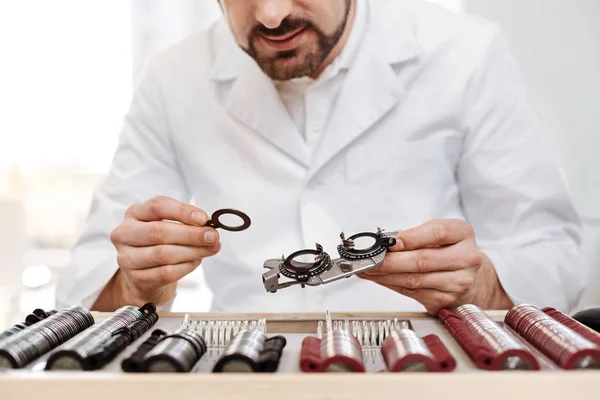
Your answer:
[380,328,434,372]
[0,306,94,369]
[127,312,159,341]
[121,329,167,372]
[505,304,600,369]
[85,311,160,370]
[0,309,57,342]
[454,304,528,353]
[143,328,207,372]
[45,305,142,370]
[320,329,365,372]
[213,330,266,372]
[455,304,536,370]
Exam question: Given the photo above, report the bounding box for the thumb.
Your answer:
[389,229,405,251]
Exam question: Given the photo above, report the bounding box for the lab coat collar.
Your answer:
[370,0,422,65]
[209,0,421,170]
[308,0,421,178]
[210,21,311,167]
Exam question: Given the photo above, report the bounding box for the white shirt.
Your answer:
[275,0,368,154]
[55,0,587,314]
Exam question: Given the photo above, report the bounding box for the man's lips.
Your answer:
[256,25,309,51]
[260,25,306,41]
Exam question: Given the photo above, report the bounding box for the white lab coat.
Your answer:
[56,0,587,313]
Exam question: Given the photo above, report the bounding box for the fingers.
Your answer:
[392,219,474,251]
[127,260,202,292]
[112,220,220,247]
[366,241,482,274]
[125,196,208,226]
[358,269,475,294]
[117,243,221,270]
[110,197,222,306]
[361,219,482,316]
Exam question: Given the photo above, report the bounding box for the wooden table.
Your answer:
[2,311,600,400]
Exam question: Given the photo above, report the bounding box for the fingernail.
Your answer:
[204,230,218,245]
[192,212,207,225]
[393,238,405,251]
[364,266,380,275]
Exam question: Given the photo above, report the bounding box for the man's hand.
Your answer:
[357,219,513,315]
[92,196,221,311]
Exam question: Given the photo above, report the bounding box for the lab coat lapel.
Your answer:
[309,2,420,179]
[309,47,403,178]
[211,26,310,168]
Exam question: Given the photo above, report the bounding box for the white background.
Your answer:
[0,0,598,327]
[465,0,600,311]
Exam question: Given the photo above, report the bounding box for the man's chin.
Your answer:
[255,52,322,80]
[262,64,312,80]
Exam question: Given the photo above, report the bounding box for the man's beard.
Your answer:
[242,1,352,81]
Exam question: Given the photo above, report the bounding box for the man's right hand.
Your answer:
[92,196,221,311]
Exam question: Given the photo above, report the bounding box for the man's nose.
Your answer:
[255,0,293,29]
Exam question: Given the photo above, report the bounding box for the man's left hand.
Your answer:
[357,219,513,315]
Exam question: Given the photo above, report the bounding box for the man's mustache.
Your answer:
[250,18,312,38]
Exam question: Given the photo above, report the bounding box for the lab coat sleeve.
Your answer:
[457,26,587,312]
[55,56,190,311]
